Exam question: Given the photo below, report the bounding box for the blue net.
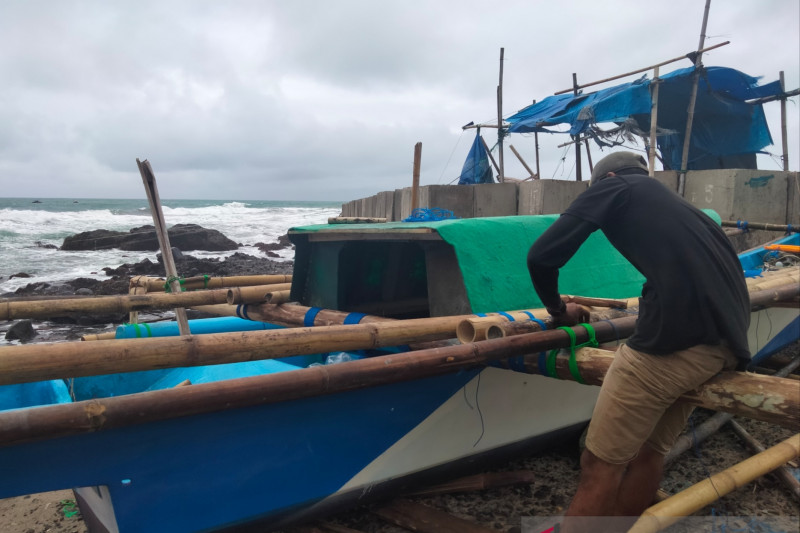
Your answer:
[403,208,459,222]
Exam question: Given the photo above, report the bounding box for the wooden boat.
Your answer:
[0,216,797,532]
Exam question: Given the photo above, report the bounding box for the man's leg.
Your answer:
[557,450,629,533]
[615,443,664,516]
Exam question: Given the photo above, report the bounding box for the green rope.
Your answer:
[203,274,210,289]
[546,323,599,384]
[164,276,186,293]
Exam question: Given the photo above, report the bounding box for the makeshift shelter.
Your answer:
[505,66,784,171]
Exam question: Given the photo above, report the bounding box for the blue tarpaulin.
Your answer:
[458,131,494,185]
[505,66,783,171]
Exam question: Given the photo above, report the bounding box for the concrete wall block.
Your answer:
[685,170,789,224]
[376,191,394,220]
[518,180,588,215]
[363,195,377,218]
[473,183,518,217]
[653,171,679,193]
[399,187,414,221]
[420,185,476,219]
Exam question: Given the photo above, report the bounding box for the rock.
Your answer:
[255,234,294,253]
[6,320,36,342]
[34,241,58,249]
[61,224,238,252]
[75,288,93,296]
[156,247,184,263]
[9,272,32,279]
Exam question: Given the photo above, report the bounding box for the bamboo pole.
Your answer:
[583,138,593,174]
[411,142,421,211]
[553,41,729,95]
[479,135,501,175]
[137,159,190,335]
[534,131,541,179]
[573,72,583,182]
[729,419,800,501]
[780,71,789,171]
[140,275,293,293]
[721,220,800,232]
[225,283,292,305]
[628,433,800,533]
[265,290,291,305]
[677,0,712,197]
[486,306,634,340]
[497,47,505,183]
[328,217,388,224]
[509,144,536,179]
[0,289,233,320]
[80,332,117,342]
[1,320,797,449]
[648,66,661,176]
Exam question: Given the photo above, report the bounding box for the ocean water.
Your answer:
[0,197,342,294]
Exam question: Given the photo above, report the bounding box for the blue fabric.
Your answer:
[458,131,494,185]
[343,312,367,325]
[505,66,781,171]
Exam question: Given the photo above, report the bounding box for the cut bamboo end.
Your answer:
[80,332,117,342]
[265,290,291,305]
[628,433,800,533]
[225,283,292,305]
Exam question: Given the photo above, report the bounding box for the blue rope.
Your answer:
[304,307,322,327]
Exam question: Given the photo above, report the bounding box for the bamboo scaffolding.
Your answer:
[135,274,292,293]
[1,319,796,449]
[226,283,292,305]
[628,433,800,533]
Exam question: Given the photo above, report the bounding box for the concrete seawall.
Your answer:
[341,170,799,228]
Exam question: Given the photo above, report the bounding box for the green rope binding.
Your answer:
[546,323,599,384]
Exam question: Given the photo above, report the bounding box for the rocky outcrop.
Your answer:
[61,224,238,252]
[6,320,36,342]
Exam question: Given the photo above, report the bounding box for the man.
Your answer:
[527,151,751,531]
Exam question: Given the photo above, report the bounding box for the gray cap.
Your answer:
[590,151,648,184]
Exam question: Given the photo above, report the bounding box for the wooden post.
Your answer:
[677,0,712,196]
[648,66,661,176]
[780,71,789,171]
[534,131,541,179]
[573,73,583,181]
[583,138,593,174]
[136,159,190,335]
[479,135,501,175]
[497,48,505,183]
[509,145,536,179]
[411,142,421,211]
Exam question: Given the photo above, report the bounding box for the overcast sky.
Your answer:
[1,0,797,201]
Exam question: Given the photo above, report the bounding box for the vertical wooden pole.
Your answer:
[534,131,541,179]
[136,159,190,336]
[583,139,593,174]
[648,66,661,177]
[678,0,712,196]
[497,48,505,183]
[411,142,422,211]
[573,73,583,181]
[780,71,789,171]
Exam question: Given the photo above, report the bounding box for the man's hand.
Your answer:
[550,302,590,327]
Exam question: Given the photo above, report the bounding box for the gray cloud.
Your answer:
[0,0,797,201]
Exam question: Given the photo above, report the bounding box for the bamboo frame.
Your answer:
[140,274,292,293]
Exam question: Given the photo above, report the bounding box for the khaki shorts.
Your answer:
[585,342,738,464]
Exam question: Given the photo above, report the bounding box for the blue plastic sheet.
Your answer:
[458,131,494,185]
[505,66,783,171]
